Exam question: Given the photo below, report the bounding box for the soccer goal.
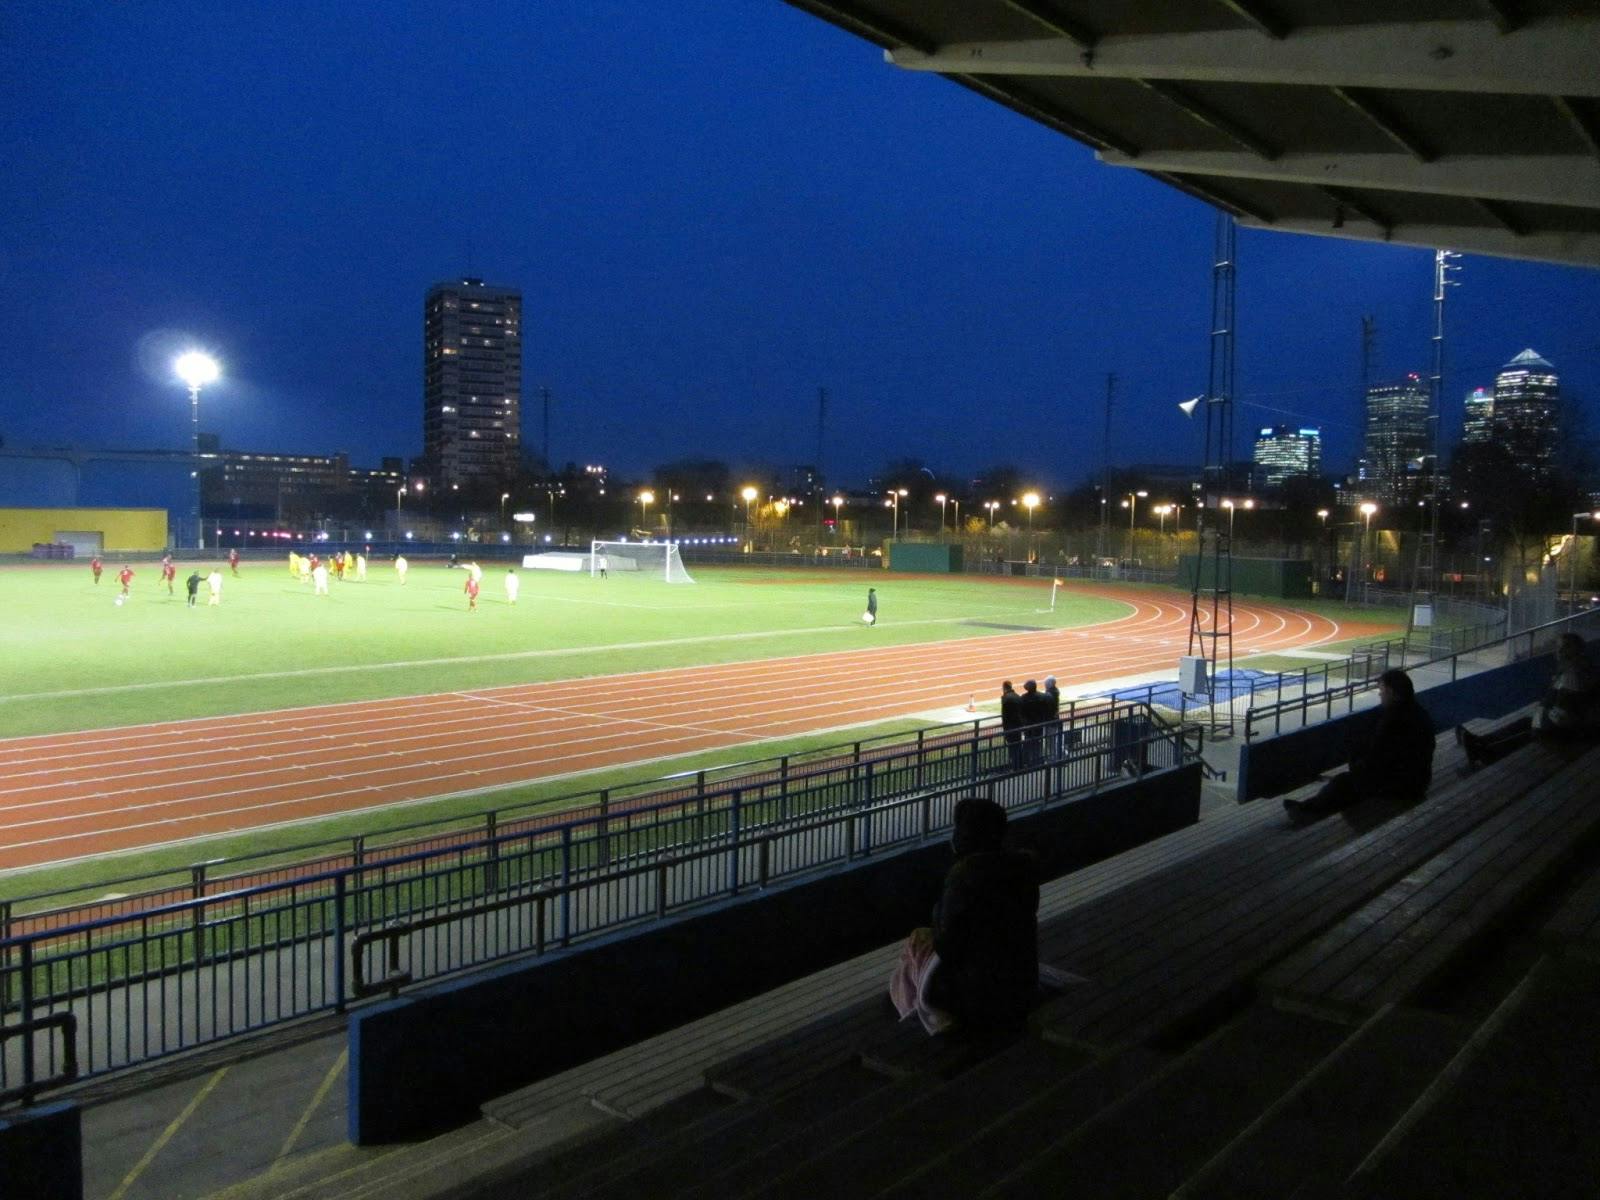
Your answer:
[590,540,696,583]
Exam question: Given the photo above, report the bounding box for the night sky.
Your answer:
[3,0,1598,506]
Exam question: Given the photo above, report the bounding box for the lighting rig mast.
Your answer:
[1408,250,1461,641]
[1187,215,1237,733]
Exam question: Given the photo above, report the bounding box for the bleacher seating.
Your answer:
[198,726,1600,1200]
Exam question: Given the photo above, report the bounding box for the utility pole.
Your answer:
[1098,373,1115,560]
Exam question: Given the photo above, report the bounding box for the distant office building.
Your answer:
[1251,426,1322,489]
[1360,374,1430,504]
[1492,348,1561,479]
[423,278,522,488]
[1461,386,1494,446]
[202,449,403,522]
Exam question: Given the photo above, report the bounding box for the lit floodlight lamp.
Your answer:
[174,351,220,390]
[1177,396,1203,417]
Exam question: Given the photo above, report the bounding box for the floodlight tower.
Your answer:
[1186,215,1237,733]
[1408,249,1460,642]
[175,351,220,549]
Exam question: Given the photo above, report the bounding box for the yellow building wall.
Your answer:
[0,508,169,553]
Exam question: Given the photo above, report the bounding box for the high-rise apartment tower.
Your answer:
[423,278,522,488]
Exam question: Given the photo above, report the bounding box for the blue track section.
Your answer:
[1087,668,1283,710]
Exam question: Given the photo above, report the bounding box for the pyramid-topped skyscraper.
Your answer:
[1491,349,1561,480]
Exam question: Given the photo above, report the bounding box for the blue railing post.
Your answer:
[18,938,36,1100]
[559,826,572,947]
[860,762,874,856]
[333,872,348,1012]
[727,789,741,895]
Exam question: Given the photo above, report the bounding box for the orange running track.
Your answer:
[0,587,1390,871]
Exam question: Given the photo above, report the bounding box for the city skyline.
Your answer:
[3,2,1599,499]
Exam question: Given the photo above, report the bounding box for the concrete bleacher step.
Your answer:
[871,1044,1168,1200]
[722,1033,1093,1200]
[976,1006,1347,1199]
[530,1061,900,1200]
[1262,748,1600,1019]
[1171,1005,1473,1200]
[1034,741,1567,1054]
[1341,954,1600,1200]
[1540,852,1600,962]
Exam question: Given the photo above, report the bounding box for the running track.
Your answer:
[0,588,1392,870]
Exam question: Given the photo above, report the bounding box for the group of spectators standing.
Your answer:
[999,676,1061,768]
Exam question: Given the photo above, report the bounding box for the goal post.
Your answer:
[589,540,696,583]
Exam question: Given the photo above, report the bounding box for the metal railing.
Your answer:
[1244,607,1600,740]
[1,701,1137,933]
[1,707,1193,1103]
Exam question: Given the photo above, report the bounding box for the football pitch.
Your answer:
[0,560,1131,739]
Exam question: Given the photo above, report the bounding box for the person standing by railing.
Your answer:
[1020,680,1048,766]
[1000,681,1023,770]
[1043,676,1062,759]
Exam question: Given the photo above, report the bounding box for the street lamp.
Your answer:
[175,350,220,549]
[740,485,758,544]
[985,500,1000,529]
[887,488,908,539]
[935,493,947,533]
[500,492,511,524]
[1122,490,1148,562]
[639,489,655,530]
[1154,504,1172,536]
[1570,511,1600,609]
[831,495,844,535]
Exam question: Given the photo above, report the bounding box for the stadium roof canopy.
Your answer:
[784,1,1600,267]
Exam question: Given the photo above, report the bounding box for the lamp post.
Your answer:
[175,351,220,549]
[985,500,1000,529]
[952,498,960,532]
[639,489,654,532]
[1316,508,1331,592]
[1122,490,1148,563]
[1022,492,1039,533]
[500,492,511,526]
[1357,502,1378,603]
[1570,511,1600,610]
[887,488,907,539]
[1155,504,1171,536]
[396,486,405,519]
[831,495,844,538]
[741,486,758,546]
[935,492,947,534]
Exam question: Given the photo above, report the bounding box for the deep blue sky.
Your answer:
[3,0,1598,502]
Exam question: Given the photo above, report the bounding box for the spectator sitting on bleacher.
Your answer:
[1457,634,1600,768]
[1284,669,1434,820]
[888,797,1040,1035]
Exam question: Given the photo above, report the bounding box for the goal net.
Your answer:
[590,540,696,583]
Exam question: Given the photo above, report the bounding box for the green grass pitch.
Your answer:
[0,560,1132,739]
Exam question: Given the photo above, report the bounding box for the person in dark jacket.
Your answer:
[889,797,1040,1034]
[926,798,1040,1031]
[1458,634,1599,765]
[1042,675,1062,760]
[1019,679,1049,766]
[999,681,1023,770]
[1284,669,1434,818]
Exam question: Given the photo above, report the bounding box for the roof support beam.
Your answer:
[1238,216,1600,269]
[1143,172,1275,224]
[1134,80,1279,158]
[1472,197,1527,236]
[887,19,1600,96]
[1316,187,1393,234]
[1475,1,1523,34]
[1331,88,1436,161]
[951,75,1141,157]
[1095,149,1600,208]
[999,0,1098,50]
[1212,0,1292,40]
[1554,96,1600,160]
[785,1,937,53]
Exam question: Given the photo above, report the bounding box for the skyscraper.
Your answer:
[1461,386,1494,446]
[1491,348,1560,479]
[1251,425,1322,488]
[423,278,522,488]
[1360,374,1430,504]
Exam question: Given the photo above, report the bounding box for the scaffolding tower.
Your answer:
[1187,214,1237,733]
